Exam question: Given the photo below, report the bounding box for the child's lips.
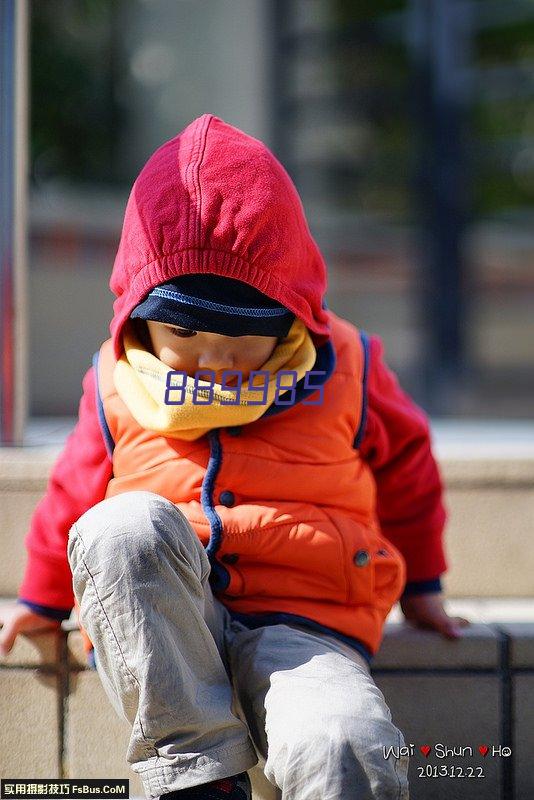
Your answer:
[217,374,238,387]
[196,371,243,387]
[217,370,245,385]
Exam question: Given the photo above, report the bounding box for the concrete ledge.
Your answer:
[1,598,533,798]
[498,623,534,668]
[374,622,500,669]
[442,457,534,487]
[376,672,502,800]
[3,438,533,487]
[0,669,60,777]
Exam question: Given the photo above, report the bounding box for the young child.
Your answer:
[1,114,469,800]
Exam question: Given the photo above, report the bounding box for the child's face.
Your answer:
[145,320,280,384]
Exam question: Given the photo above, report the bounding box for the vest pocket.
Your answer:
[214,511,406,622]
[339,518,404,608]
[339,517,376,605]
[370,535,406,611]
[218,515,360,604]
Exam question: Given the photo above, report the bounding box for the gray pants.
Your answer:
[67,491,410,800]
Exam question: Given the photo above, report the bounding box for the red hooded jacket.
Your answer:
[18,115,447,660]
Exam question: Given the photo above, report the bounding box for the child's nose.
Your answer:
[197,351,236,375]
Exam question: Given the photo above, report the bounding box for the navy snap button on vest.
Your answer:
[354,549,370,567]
[377,548,389,556]
[227,426,242,436]
[221,553,239,565]
[219,490,235,507]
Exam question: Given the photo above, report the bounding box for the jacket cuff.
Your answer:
[401,577,442,597]
[18,547,75,611]
[17,598,73,622]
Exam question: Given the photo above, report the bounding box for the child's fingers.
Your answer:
[0,618,19,656]
[454,616,471,627]
[0,607,60,657]
[405,613,470,639]
[439,615,471,639]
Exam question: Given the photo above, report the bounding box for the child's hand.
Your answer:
[399,592,471,639]
[0,601,61,657]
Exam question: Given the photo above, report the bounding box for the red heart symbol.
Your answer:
[479,745,489,757]
[420,745,431,757]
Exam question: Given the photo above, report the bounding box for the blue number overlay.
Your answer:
[301,370,326,405]
[193,369,215,405]
[164,370,188,405]
[164,369,327,405]
[274,370,298,405]
[246,370,270,405]
[219,370,243,405]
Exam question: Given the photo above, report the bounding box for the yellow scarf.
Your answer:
[113,318,317,440]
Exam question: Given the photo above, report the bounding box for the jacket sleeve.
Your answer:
[17,363,113,616]
[358,334,448,594]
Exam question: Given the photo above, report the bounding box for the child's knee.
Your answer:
[266,716,409,799]
[67,491,195,570]
[68,491,176,567]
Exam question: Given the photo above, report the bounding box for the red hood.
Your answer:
[109,113,331,358]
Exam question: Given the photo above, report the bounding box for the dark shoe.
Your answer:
[160,771,251,800]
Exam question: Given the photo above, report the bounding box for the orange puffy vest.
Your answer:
[74,310,406,659]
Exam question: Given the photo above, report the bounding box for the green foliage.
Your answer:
[29,0,534,217]
[30,0,126,186]
[328,0,534,217]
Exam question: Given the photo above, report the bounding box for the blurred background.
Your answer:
[13,0,534,417]
[1,6,533,796]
